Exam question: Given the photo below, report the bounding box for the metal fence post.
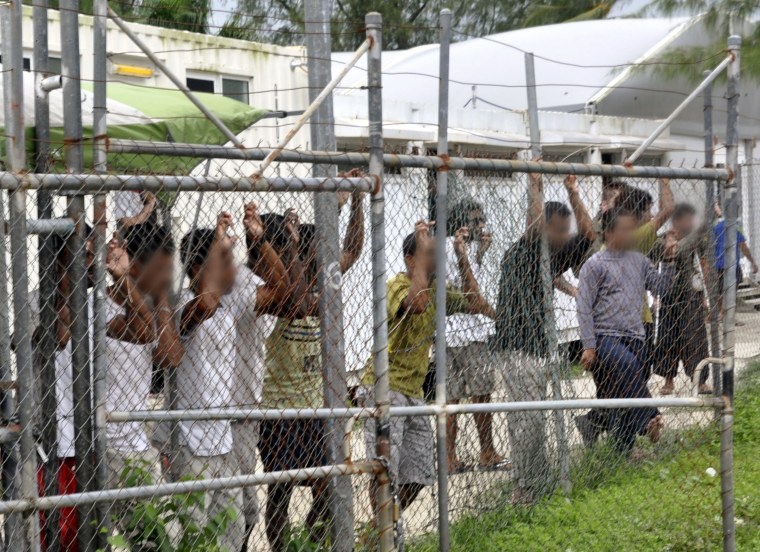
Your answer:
[702,71,722,401]
[720,34,740,552]
[434,9,452,552]
[33,0,62,549]
[92,0,111,549]
[61,1,96,549]
[525,51,571,496]
[365,12,394,552]
[303,1,354,548]
[2,1,42,549]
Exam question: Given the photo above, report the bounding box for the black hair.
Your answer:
[123,222,175,264]
[447,198,484,236]
[258,213,289,252]
[544,201,571,221]
[602,181,628,202]
[600,207,636,236]
[672,202,697,221]
[51,220,94,261]
[180,228,215,277]
[402,232,417,258]
[617,186,653,219]
[298,223,316,262]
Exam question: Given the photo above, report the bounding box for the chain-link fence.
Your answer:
[0,4,747,552]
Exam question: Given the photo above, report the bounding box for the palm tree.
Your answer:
[519,0,618,28]
[652,0,760,80]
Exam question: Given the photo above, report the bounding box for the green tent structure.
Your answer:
[0,71,268,175]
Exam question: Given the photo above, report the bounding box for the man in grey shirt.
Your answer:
[577,208,675,454]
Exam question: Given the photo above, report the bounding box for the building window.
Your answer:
[222,78,249,104]
[186,77,215,94]
[0,57,31,71]
[47,56,62,74]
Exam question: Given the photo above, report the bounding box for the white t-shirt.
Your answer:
[104,295,154,453]
[444,237,494,348]
[113,191,144,222]
[28,289,93,459]
[177,268,260,456]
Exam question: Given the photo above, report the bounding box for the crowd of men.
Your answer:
[26,169,757,551]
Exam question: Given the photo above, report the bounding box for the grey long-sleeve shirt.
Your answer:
[577,249,674,350]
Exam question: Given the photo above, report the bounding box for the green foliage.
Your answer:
[520,1,616,28]
[409,361,760,551]
[108,460,238,552]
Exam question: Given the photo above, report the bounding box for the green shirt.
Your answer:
[633,222,658,324]
[262,316,323,408]
[362,273,467,398]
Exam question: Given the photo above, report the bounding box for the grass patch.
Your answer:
[410,362,760,552]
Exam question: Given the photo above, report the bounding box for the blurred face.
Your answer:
[131,251,174,298]
[672,213,696,239]
[467,209,486,242]
[546,213,572,250]
[605,214,637,250]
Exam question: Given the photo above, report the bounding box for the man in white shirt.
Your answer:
[104,223,183,543]
[445,199,504,471]
[178,204,289,552]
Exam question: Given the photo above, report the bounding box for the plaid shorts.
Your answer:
[363,389,434,486]
[446,341,496,401]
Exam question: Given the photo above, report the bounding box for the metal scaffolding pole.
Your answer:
[434,10,452,552]
[304,1,354,548]
[365,12,394,552]
[720,35,740,552]
[60,1,96,549]
[91,1,110,548]
[2,2,41,549]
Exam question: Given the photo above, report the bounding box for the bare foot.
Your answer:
[479,450,508,468]
[631,447,652,463]
[661,380,675,396]
[512,486,534,506]
[448,456,465,473]
[647,414,664,443]
[698,384,713,395]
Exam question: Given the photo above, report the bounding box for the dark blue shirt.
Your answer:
[714,219,745,271]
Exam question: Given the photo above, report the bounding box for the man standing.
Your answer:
[713,203,759,313]
[444,199,504,472]
[578,208,674,454]
[649,204,711,395]
[493,173,594,504]
[363,221,495,515]
[177,204,288,552]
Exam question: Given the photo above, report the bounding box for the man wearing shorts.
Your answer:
[259,185,365,552]
[363,221,494,514]
[444,199,503,471]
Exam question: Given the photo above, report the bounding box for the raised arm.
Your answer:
[153,291,184,370]
[106,239,155,345]
[453,227,495,318]
[118,192,156,230]
[652,178,675,231]
[553,275,578,298]
[526,167,544,237]
[179,213,230,335]
[401,221,434,315]
[564,175,595,241]
[340,172,366,273]
[242,202,290,315]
